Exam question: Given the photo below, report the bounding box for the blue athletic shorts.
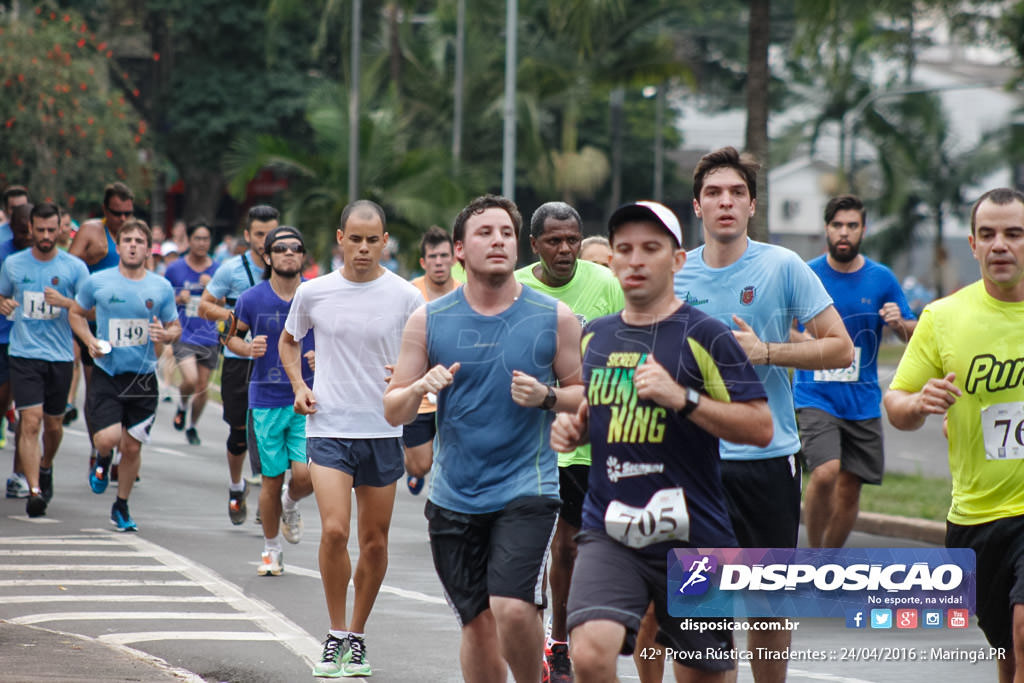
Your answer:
[306,436,404,487]
[251,406,306,478]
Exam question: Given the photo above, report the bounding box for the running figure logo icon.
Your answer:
[677,555,718,596]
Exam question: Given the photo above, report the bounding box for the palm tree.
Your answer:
[862,92,1007,296]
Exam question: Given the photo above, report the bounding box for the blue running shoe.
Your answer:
[406,475,424,495]
[110,501,137,532]
[89,454,112,494]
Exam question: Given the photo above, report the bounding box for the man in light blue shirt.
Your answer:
[71,219,179,532]
[673,146,853,683]
[0,203,89,518]
[199,205,278,524]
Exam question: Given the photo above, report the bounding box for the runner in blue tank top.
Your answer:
[385,195,584,683]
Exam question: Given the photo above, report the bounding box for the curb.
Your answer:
[853,510,946,546]
[1,622,204,683]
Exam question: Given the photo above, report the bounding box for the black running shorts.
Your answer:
[946,514,1024,650]
[426,495,560,627]
[720,455,801,548]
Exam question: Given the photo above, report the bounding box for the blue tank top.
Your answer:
[88,221,119,273]
[426,285,560,514]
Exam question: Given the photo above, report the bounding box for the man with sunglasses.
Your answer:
[199,205,279,525]
[228,227,314,576]
[70,182,134,273]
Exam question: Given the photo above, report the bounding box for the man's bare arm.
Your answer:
[383,307,449,427]
[884,373,960,431]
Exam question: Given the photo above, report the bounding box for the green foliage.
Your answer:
[861,92,1006,293]
[224,82,486,261]
[0,6,145,213]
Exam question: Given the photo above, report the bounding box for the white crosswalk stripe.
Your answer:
[0,530,321,665]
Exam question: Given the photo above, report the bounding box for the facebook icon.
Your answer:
[846,609,866,629]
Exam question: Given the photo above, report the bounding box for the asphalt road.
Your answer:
[0,387,997,682]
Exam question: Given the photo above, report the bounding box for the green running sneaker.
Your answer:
[313,634,349,678]
[342,634,371,677]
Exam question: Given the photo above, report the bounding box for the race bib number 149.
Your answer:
[109,318,149,348]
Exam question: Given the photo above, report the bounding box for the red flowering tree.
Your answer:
[0,7,147,212]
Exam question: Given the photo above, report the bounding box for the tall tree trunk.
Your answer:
[180,166,224,224]
[933,205,945,298]
[745,0,771,241]
[607,88,624,216]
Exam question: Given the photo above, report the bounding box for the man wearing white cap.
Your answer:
[674,147,853,682]
[551,200,773,682]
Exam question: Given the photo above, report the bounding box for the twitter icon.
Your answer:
[870,609,892,629]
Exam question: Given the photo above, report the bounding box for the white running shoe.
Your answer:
[280,491,303,544]
[257,549,283,576]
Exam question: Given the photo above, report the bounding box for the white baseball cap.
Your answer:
[608,200,683,247]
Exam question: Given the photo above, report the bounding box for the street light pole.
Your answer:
[348,0,361,202]
[452,0,465,174]
[501,0,517,201]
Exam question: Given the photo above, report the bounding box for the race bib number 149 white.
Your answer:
[604,488,689,549]
[109,318,149,348]
[982,401,1024,460]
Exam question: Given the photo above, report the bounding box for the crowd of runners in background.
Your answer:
[1,142,1022,683]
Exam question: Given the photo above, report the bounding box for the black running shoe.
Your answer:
[185,427,201,446]
[39,468,53,503]
[228,482,248,525]
[62,404,78,426]
[173,408,186,431]
[26,491,47,518]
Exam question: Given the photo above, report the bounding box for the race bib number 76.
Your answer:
[982,402,1024,460]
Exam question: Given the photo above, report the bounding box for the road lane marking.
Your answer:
[253,560,450,606]
[0,564,185,572]
[12,611,252,625]
[0,579,195,587]
[98,530,323,664]
[0,595,222,604]
[99,631,280,646]
[0,549,142,557]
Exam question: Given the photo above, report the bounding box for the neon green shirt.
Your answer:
[516,258,625,467]
[889,280,1024,525]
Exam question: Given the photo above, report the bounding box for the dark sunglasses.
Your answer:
[270,243,305,254]
[106,209,133,218]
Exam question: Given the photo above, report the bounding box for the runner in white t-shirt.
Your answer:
[281,200,422,678]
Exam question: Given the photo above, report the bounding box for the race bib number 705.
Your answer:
[604,488,690,549]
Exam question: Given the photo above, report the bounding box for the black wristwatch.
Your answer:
[678,387,700,418]
[541,385,557,410]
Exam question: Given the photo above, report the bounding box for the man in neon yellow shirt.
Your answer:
[886,187,1024,682]
[514,200,624,681]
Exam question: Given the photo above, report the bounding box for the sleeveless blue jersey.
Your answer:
[88,222,119,273]
[426,285,560,514]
